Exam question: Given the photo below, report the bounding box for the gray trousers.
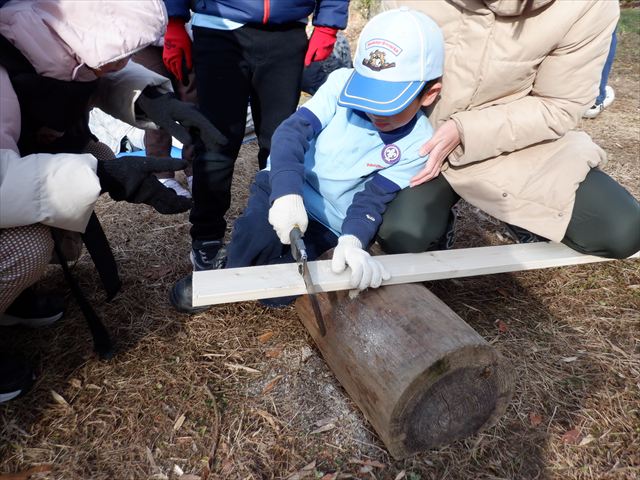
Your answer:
[377,169,640,260]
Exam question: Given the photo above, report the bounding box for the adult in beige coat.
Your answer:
[378,0,640,259]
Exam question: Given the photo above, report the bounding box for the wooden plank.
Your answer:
[192,242,639,307]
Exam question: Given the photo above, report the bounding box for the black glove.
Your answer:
[136,87,227,151]
[96,156,192,214]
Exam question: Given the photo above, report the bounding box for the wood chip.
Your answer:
[173,414,186,431]
[561,356,578,363]
[394,471,406,480]
[173,464,184,476]
[265,347,283,359]
[50,390,69,407]
[224,363,260,374]
[579,434,596,446]
[561,428,582,444]
[258,331,274,343]
[529,412,543,427]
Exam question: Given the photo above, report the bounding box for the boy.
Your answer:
[170,8,445,312]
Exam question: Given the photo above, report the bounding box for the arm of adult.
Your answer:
[0,67,100,232]
[447,1,618,167]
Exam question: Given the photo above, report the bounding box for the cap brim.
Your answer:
[338,70,425,116]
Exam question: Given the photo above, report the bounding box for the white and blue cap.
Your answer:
[338,7,444,116]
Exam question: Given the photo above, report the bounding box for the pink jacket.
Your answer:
[0,0,171,232]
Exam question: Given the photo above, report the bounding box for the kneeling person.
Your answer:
[171,8,445,311]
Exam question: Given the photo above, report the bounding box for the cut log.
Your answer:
[296,283,514,459]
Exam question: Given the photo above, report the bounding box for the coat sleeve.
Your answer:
[448,1,618,166]
[313,0,349,29]
[90,61,173,130]
[0,66,100,232]
[163,0,191,19]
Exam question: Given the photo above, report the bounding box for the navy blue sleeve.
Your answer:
[341,174,401,247]
[313,0,350,29]
[163,0,190,19]
[269,107,322,204]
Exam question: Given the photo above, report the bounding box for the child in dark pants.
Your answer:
[171,8,445,312]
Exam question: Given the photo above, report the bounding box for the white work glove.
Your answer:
[331,235,390,291]
[268,194,308,244]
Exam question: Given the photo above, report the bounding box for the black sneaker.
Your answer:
[169,274,209,314]
[0,288,64,328]
[503,223,547,243]
[190,239,226,271]
[0,354,35,404]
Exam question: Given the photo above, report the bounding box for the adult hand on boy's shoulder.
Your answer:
[331,236,390,291]
[410,120,461,187]
[268,194,308,244]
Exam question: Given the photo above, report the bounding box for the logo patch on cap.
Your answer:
[381,144,401,165]
[362,50,396,72]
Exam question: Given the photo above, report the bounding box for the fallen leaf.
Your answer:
[320,474,336,480]
[561,356,578,363]
[50,390,69,407]
[287,461,316,480]
[348,458,386,469]
[143,265,173,280]
[394,471,406,480]
[262,375,283,395]
[0,465,53,480]
[253,408,279,431]
[496,288,510,298]
[561,428,582,444]
[496,320,509,333]
[258,331,274,343]
[173,413,186,431]
[529,412,543,427]
[181,476,201,480]
[265,347,283,359]
[176,436,192,444]
[314,417,337,428]
[579,434,596,446]
[310,423,335,435]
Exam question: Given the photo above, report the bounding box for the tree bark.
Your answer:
[296,283,513,459]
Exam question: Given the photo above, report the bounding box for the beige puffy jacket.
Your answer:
[0,0,172,232]
[385,0,618,241]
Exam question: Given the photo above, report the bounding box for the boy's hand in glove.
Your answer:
[268,194,308,244]
[331,235,390,290]
[97,156,192,214]
[136,87,227,151]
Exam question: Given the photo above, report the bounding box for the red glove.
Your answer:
[304,26,338,66]
[162,18,192,84]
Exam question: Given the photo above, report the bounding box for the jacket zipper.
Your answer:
[262,0,270,23]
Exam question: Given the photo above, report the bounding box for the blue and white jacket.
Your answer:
[164,0,348,29]
[267,68,433,247]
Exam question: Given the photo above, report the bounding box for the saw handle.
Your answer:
[290,226,308,263]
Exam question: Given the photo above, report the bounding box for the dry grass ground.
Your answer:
[1,6,639,480]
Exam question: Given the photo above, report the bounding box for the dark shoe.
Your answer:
[434,209,458,250]
[0,355,35,404]
[190,239,226,271]
[0,288,64,328]
[503,223,547,243]
[169,274,208,314]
